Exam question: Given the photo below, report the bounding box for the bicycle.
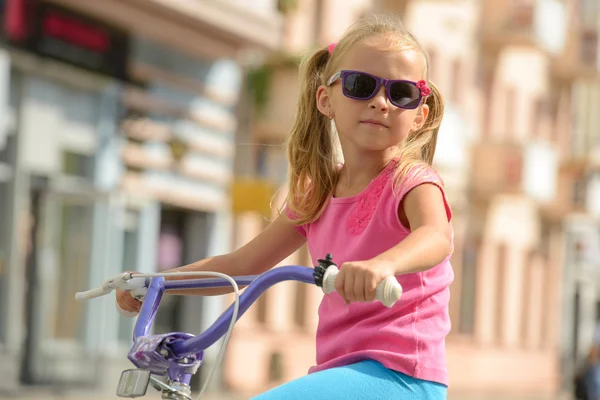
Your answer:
[75,254,403,400]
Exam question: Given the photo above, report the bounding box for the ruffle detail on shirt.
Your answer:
[347,161,396,235]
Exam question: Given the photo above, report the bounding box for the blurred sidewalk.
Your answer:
[0,390,567,400]
[0,396,563,400]
[0,390,246,400]
[0,395,565,400]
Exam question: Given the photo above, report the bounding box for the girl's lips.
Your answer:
[360,119,388,128]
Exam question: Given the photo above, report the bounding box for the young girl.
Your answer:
[117,14,453,400]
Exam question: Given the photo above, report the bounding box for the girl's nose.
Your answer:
[368,85,389,111]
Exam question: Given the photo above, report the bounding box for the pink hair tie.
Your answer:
[327,42,337,55]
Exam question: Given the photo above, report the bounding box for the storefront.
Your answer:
[0,0,130,389]
[0,0,280,395]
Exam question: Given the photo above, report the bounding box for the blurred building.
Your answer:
[223,0,599,399]
[444,0,570,395]
[0,0,281,394]
[558,0,600,389]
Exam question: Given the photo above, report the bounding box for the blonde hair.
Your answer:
[284,14,445,225]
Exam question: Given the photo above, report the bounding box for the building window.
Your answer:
[581,28,598,66]
[459,238,479,334]
[521,249,537,342]
[510,0,534,28]
[573,176,587,209]
[531,97,545,140]
[294,282,307,328]
[62,151,95,179]
[313,0,324,46]
[581,0,599,28]
[0,135,10,289]
[293,245,313,329]
[572,283,581,360]
[496,243,508,341]
[505,86,517,141]
[427,48,437,83]
[596,86,600,148]
[550,92,562,144]
[0,179,8,344]
[256,145,268,177]
[451,59,463,105]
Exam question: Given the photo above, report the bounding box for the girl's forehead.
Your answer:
[339,38,427,80]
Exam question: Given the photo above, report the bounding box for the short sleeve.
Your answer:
[392,164,452,231]
[284,204,307,238]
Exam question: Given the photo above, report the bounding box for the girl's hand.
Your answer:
[334,260,395,304]
[116,289,141,313]
[116,272,142,313]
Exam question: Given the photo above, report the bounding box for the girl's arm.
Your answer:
[165,214,307,294]
[117,214,307,312]
[372,183,452,274]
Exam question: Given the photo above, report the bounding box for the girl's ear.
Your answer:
[316,85,332,118]
[412,104,429,131]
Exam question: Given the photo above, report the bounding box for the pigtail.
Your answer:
[393,81,445,185]
[400,81,445,165]
[419,82,444,165]
[284,47,338,225]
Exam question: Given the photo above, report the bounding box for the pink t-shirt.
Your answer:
[293,161,454,386]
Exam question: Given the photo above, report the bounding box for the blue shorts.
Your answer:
[251,360,447,400]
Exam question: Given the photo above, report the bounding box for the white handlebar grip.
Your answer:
[322,266,402,307]
[75,286,111,301]
[374,276,403,308]
[119,277,146,291]
[321,267,339,295]
[116,299,139,318]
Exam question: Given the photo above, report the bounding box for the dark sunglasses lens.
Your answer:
[343,73,377,99]
[390,82,421,109]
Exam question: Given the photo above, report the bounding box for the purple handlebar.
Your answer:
[134,276,165,339]
[132,266,317,357]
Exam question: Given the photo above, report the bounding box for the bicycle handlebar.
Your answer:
[75,263,403,358]
[75,285,112,301]
[138,265,402,358]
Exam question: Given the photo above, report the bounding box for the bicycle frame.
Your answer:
[126,266,317,389]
